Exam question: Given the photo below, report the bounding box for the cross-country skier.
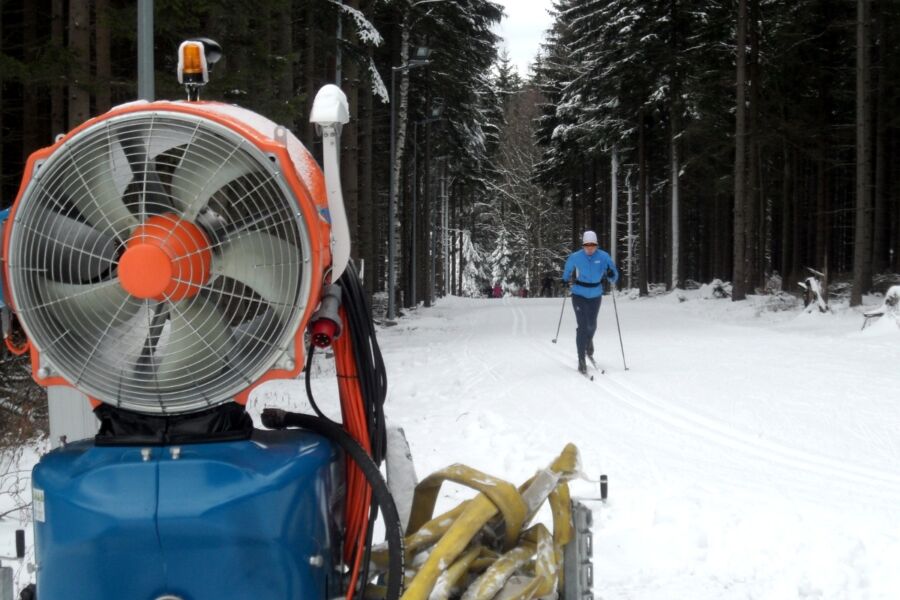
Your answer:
[562,230,619,374]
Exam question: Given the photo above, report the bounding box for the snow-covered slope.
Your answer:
[363,292,900,599]
[5,291,900,598]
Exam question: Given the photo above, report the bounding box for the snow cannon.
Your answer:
[1,40,400,600]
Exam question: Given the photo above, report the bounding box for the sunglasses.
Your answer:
[583,243,598,247]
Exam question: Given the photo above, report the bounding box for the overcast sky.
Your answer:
[493,0,554,76]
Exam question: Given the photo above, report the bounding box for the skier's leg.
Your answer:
[586,296,602,357]
[571,294,588,366]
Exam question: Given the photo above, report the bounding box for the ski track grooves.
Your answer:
[529,337,900,504]
[602,376,900,495]
[508,299,528,338]
[436,304,503,400]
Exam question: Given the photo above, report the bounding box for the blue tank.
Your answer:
[32,429,341,600]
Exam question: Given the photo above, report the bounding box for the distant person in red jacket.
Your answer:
[492,284,502,298]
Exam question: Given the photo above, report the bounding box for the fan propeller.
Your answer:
[7,111,309,414]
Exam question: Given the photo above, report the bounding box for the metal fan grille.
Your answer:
[8,111,312,414]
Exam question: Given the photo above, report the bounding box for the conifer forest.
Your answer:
[0,0,898,357]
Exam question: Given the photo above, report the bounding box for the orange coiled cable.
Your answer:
[334,306,373,600]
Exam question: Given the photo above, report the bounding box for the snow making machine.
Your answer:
[0,40,597,600]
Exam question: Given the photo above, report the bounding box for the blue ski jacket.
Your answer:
[562,249,619,299]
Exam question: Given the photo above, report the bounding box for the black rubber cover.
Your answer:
[94,402,253,446]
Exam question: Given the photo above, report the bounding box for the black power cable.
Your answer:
[262,409,404,600]
[336,262,390,598]
[304,343,330,421]
[337,262,388,465]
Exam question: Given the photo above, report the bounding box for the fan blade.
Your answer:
[39,213,118,283]
[228,308,283,368]
[41,280,143,338]
[118,121,198,164]
[155,297,234,386]
[215,231,301,323]
[73,142,140,236]
[169,139,257,219]
[134,301,170,375]
[117,123,197,214]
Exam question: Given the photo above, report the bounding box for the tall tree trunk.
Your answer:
[893,167,900,272]
[791,157,804,289]
[746,0,760,292]
[340,0,360,264]
[441,169,448,296]
[51,0,66,135]
[780,141,793,284]
[450,189,456,295]
[669,0,681,291]
[591,162,598,235]
[627,171,634,289]
[360,41,376,295]
[893,134,900,273]
[391,12,414,308]
[638,109,649,296]
[871,0,888,275]
[304,0,318,146]
[457,196,464,296]
[581,168,587,242]
[402,148,413,307]
[852,0,873,306]
[610,148,619,264]
[570,183,577,247]
[0,4,3,201]
[732,0,748,301]
[291,0,304,126]
[68,0,91,130]
[95,0,112,113]
[815,127,829,271]
[277,0,295,128]
[22,0,41,158]
[422,118,432,306]
[670,102,680,290]
[711,195,722,279]
[713,194,721,278]
[762,152,772,278]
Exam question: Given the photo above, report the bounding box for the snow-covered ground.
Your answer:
[256,289,900,599]
[4,290,900,598]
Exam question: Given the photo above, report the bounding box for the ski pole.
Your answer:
[610,285,628,370]
[551,293,567,343]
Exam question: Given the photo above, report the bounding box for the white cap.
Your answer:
[582,230,598,245]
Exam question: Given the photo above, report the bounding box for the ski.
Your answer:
[587,357,606,375]
[579,370,594,381]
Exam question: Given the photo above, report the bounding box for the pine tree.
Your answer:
[461,230,489,297]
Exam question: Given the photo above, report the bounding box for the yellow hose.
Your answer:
[401,490,509,600]
[391,444,584,600]
[430,545,483,600]
[406,464,528,548]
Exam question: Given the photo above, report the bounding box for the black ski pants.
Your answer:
[571,294,602,361]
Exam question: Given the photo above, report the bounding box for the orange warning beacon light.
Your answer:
[179,42,206,80]
[177,38,222,100]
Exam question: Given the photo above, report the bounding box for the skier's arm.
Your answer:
[562,254,575,284]
[607,255,620,285]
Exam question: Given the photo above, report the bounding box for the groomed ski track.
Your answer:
[376,294,900,599]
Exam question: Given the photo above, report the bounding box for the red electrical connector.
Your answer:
[309,284,343,348]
